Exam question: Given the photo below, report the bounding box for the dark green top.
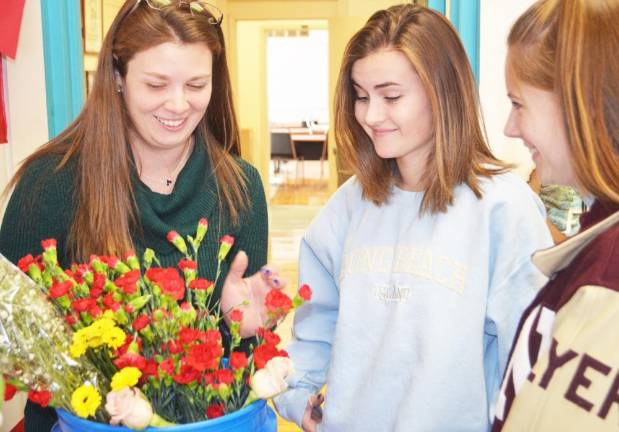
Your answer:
[0,140,268,432]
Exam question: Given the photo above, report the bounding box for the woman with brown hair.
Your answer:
[493,0,619,430]
[274,4,552,431]
[0,1,281,430]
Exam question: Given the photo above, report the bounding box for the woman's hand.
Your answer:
[221,251,286,338]
[302,393,324,432]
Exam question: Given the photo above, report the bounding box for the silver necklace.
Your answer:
[139,141,193,188]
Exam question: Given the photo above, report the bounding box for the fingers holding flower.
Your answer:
[221,251,288,337]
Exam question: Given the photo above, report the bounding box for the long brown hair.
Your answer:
[508,0,619,202]
[334,4,509,214]
[4,0,248,260]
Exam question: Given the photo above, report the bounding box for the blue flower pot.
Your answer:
[54,400,276,432]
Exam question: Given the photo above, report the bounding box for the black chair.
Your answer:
[270,132,294,174]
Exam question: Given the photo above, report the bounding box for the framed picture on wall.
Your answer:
[83,0,103,53]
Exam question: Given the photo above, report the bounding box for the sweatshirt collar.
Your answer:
[532,202,619,277]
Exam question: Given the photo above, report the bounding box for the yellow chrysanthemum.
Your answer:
[73,325,104,349]
[69,340,87,359]
[72,317,126,353]
[71,385,101,418]
[102,310,117,321]
[111,367,142,391]
[103,326,127,350]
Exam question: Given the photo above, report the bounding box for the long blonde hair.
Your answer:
[508,0,619,202]
[334,4,509,214]
[4,0,248,260]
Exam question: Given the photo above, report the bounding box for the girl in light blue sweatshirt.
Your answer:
[274,4,553,432]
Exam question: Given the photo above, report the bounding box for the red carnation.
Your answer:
[4,381,17,401]
[203,329,222,345]
[229,351,248,370]
[107,256,120,269]
[178,259,198,272]
[146,268,185,300]
[89,284,103,299]
[173,363,201,385]
[92,272,106,292]
[229,309,243,323]
[217,235,235,261]
[189,278,212,290]
[159,359,176,377]
[167,340,184,355]
[73,264,91,281]
[48,280,72,299]
[253,343,287,370]
[132,314,150,331]
[142,359,159,380]
[216,369,234,385]
[114,269,140,295]
[185,342,223,372]
[71,298,96,313]
[113,352,147,370]
[102,293,120,312]
[167,231,180,243]
[17,254,34,272]
[206,403,225,419]
[298,284,312,301]
[41,239,57,250]
[265,289,293,317]
[89,304,102,318]
[220,235,234,247]
[179,327,201,346]
[65,314,77,326]
[28,390,52,407]
[263,330,281,347]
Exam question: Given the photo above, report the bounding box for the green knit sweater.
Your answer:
[0,140,268,432]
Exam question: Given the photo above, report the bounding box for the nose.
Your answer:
[165,86,190,113]
[364,98,386,127]
[503,110,520,138]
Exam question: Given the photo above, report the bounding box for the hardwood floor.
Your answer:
[268,161,331,431]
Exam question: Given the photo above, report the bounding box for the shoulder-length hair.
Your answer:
[4,0,248,260]
[334,4,508,214]
[508,0,619,202]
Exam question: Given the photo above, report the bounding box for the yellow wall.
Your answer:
[236,21,268,188]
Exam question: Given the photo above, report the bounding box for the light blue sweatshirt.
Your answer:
[274,173,553,432]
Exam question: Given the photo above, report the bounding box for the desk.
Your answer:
[289,133,327,160]
[289,133,328,177]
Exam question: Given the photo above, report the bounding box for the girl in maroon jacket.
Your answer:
[493,0,619,431]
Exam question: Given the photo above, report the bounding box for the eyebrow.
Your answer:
[143,72,212,80]
[352,80,401,90]
[507,92,521,100]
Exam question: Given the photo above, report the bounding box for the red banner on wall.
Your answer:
[0,59,7,144]
[0,0,26,59]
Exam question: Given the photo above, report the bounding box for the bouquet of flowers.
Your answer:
[0,218,311,429]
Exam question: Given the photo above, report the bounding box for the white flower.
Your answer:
[250,356,295,399]
[105,387,153,430]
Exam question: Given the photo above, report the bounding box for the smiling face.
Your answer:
[352,48,434,188]
[120,41,213,152]
[504,55,577,188]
